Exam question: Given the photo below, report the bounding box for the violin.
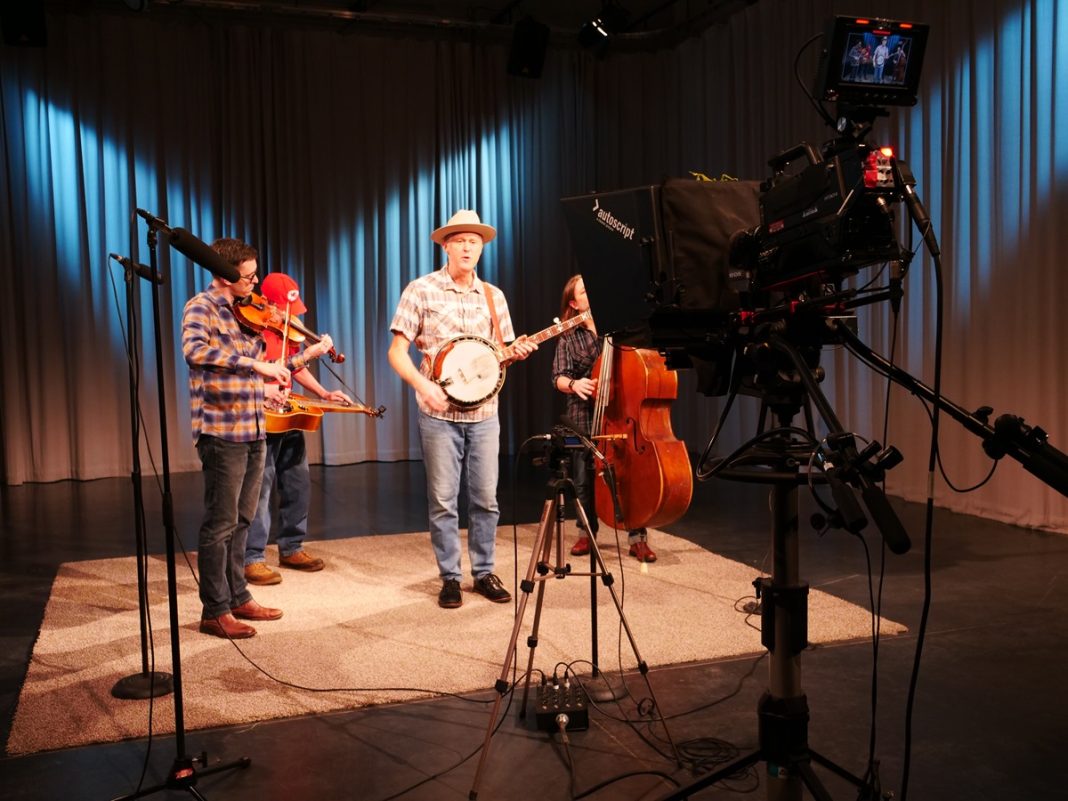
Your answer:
[233,292,345,363]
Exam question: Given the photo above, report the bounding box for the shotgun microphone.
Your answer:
[168,228,239,282]
[135,209,238,282]
[109,252,164,285]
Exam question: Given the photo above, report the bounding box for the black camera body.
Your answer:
[732,141,905,292]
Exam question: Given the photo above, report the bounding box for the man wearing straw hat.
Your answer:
[388,210,536,609]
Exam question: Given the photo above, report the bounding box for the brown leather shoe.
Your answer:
[279,550,325,571]
[200,613,256,639]
[244,561,282,585]
[231,599,284,621]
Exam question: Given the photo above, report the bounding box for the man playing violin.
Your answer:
[181,238,329,639]
[244,272,351,585]
[388,210,536,609]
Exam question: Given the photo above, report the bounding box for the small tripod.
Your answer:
[468,434,678,799]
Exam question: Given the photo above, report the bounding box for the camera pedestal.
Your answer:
[662,467,881,801]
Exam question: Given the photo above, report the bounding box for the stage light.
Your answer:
[578,1,629,49]
[578,17,609,48]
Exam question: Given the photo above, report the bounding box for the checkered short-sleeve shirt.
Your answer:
[390,266,515,422]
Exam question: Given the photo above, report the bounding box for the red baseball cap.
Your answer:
[259,273,307,314]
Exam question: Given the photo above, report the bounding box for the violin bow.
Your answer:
[284,287,385,417]
[281,289,299,374]
[318,359,387,418]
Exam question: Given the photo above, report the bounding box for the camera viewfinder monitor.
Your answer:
[814,16,930,107]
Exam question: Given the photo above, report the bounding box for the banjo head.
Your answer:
[432,335,506,408]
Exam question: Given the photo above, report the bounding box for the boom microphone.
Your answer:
[168,227,240,282]
[135,209,239,282]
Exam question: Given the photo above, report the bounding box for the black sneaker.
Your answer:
[438,579,462,608]
[473,573,512,603]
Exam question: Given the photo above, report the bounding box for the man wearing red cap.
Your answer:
[388,210,536,609]
[244,272,352,585]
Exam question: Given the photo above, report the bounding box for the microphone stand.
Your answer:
[557,420,626,702]
[110,253,174,701]
[114,216,250,800]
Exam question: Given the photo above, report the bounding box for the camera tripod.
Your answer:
[468,441,678,799]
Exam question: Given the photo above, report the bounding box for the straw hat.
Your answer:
[430,209,497,246]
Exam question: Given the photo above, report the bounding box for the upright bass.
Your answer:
[591,339,693,531]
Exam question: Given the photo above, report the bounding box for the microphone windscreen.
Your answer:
[169,228,239,282]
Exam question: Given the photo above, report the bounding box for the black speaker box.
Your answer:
[507,17,549,79]
[1,2,47,48]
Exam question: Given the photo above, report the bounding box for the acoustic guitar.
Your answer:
[266,393,385,434]
[431,311,592,410]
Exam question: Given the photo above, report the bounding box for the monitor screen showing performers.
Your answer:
[815,16,930,107]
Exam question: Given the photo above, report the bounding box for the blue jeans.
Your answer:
[571,449,599,536]
[245,430,310,564]
[418,411,500,582]
[195,435,265,618]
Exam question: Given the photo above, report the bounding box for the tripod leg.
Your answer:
[519,502,561,714]
[574,502,681,764]
[791,759,834,801]
[112,753,251,801]
[468,499,556,800]
[197,755,252,781]
[808,749,872,791]
[659,750,763,801]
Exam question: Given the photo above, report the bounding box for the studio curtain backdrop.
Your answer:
[1,0,1066,532]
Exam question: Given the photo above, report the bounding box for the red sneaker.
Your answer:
[629,541,657,563]
[570,536,590,556]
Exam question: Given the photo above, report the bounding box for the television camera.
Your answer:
[729,16,930,295]
[563,11,1068,514]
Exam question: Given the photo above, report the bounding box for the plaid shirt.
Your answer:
[182,286,266,443]
[551,325,600,435]
[390,266,515,422]
[182,287,318,443]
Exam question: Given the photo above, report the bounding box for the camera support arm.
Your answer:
[834,320,1068,497]
[770,332,912,554]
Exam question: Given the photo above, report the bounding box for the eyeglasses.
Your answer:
[237,270,258,283]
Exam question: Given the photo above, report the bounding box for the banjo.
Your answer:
[431,310,592,409]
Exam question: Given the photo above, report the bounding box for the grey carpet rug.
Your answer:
[7,525,905,756]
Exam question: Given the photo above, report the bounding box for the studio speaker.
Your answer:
[507,17,549,79]
[1,2,47,47]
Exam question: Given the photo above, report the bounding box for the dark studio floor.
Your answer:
[1,457,1066,801]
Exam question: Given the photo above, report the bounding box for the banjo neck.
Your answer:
[498,310,591,361]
